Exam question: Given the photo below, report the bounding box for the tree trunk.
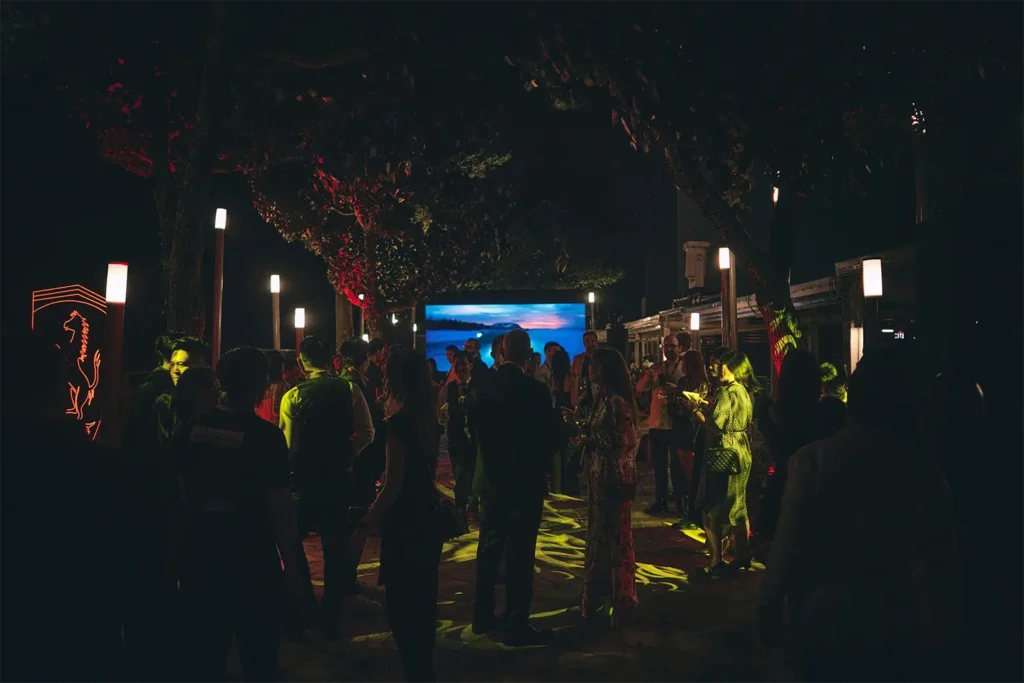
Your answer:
[361,226,385,339]
[162,1,227,338]
[661,141,801,374]
[335,291,354,348]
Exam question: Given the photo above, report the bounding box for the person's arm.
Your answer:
[363,432,406,528]
[263,431,301,582]
[757,447,817,642]
[635,366,654,394]
[350,387,375,456]
[278,387,297,449]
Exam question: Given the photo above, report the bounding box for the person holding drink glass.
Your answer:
[635,334,688,515]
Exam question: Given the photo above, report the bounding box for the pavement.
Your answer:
[233,447,796,682]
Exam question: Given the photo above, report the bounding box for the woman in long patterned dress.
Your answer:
[690,350,759,578]
[580,348,640,625]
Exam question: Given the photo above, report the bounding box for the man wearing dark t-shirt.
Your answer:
[172,347,301,682]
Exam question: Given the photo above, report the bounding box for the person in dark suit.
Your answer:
[472,329,565,646]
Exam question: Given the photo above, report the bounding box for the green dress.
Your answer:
[699,381,753,533]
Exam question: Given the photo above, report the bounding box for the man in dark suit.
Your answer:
[472,329,564,646]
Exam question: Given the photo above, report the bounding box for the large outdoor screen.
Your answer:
[425,303,587,371]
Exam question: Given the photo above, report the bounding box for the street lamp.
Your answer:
[587,291,596,330]
[294,307,305,355]
[211,208,227,368]
[361,333,370,343]
[270,275,281,350]
[391,313,398,325]
[772,186,780,205]
[718,247,737,350]
[103,262,128,446]
[862,258,883,349]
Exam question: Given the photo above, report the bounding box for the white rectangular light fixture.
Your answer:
[214,208,227,230]
[772,187,779,205]
[105,262,129,303]
[270,274,280,293]
[588,292,596,303]
[391,314,398,324]
[294,307,305,329]
[850,325,864,373]
[862,258,883,298]
[718,247,730,270]
[361,333,369,342]
[690,312,700,331]
[413,323,418,333]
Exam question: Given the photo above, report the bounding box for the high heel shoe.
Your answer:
[703,562,728,579]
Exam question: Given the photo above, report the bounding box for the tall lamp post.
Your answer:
[718,247,737,350]
[270,275,281,350]
[103,262,128,447]
[212,208,227,368]
[294,307,305,356]
[689,311,701,351]
[588,291,596,330]
[862,258,883,350]
[357,293,366,338]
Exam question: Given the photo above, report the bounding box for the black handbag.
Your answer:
[433,495,467,542]
[704,446,741,475]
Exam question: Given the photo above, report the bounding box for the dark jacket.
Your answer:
[474,363,565,505]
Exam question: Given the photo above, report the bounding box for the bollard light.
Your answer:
[105,262,129,303]
[718,247,731,270]
[358,293,365,301]
[362,333,370,342]
[588,292,596,304]
[772,187,779,206]
[862,259,883,298]
[413,323,418,333]
[690,312,700,331]
[214,208,227,230]
[391,314,398,325]
[270,274,280,293]
[294,307,305,329]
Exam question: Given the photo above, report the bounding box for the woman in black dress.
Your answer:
[351,349,443,681]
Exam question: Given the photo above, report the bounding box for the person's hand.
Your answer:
[439,403,450,423]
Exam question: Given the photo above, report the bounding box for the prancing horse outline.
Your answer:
[62,310,102,437]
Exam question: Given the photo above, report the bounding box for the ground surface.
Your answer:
[236,448,795,682]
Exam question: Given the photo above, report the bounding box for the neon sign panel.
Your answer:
[31,285,107,441]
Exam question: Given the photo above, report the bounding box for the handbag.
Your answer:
[433,495,467,542]
[704,446,741,475]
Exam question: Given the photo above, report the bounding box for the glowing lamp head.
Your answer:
[270,274,280,293]
[413,323,418,333]
[391,314,398,325]
[361,333,369,342]
[294,307,305,329]
[772,187,780,205]
[357,293,365,301]
[214,208,227,230]
[105,262,129,303]
[588,292,596,304]
[718,247,731,270]
[862,258,883,298]
[690,312,701,331]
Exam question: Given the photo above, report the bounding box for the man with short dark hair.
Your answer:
[173,346,301,681]
[570,331,599,411]
[464,337,490,381]
[473,329,564,646]
[279,336,374,637]
[534,341,561,389]
[124,332,182,453]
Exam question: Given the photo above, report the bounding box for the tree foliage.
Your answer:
[513,2,1021,371]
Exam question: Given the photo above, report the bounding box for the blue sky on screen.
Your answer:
[425,303,585,329]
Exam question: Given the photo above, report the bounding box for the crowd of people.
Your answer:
[1,321,974,683]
